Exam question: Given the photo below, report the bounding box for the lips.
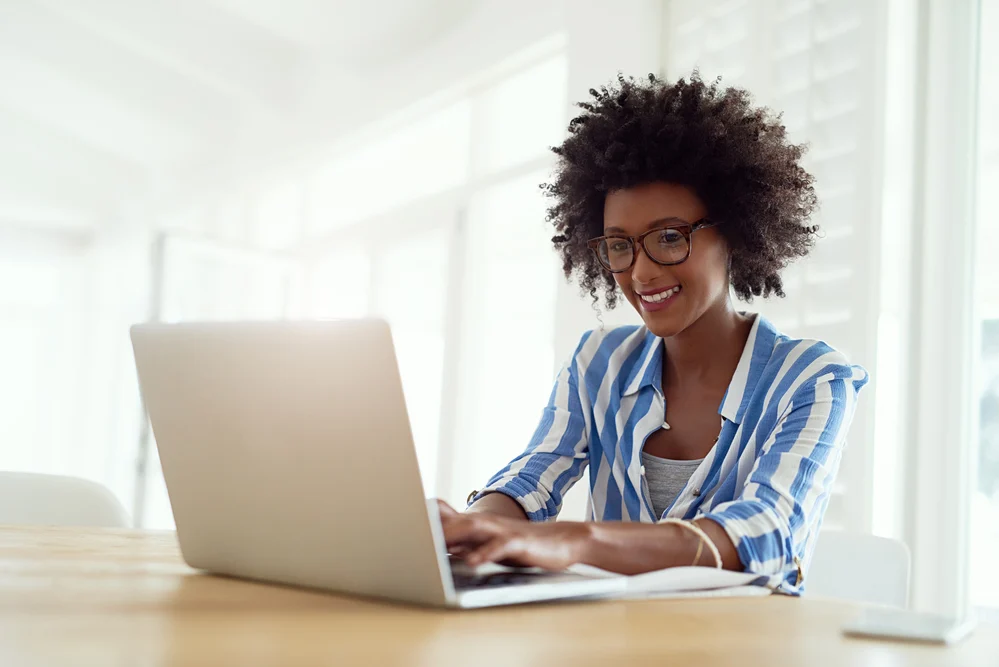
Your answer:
[636,285,681,312]
[638,285,680,303]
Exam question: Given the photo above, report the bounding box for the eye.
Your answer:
[657,229,684,246]
[608,240,631,253]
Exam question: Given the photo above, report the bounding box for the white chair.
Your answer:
[806,531,910,607]
[0,471,131,528]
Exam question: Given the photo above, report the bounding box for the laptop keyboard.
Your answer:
[448,556,592,590]
[451,569,561,590]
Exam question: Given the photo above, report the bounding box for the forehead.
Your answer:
[603,182,706,232]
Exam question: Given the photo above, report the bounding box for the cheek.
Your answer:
[676,253,729,295]
[613,274,632,296]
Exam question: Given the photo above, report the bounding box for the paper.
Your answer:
[567,564,773,598]
[624,566,771,593]
[620,585,773,600]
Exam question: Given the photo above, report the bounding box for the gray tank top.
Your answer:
[641,451,704,520]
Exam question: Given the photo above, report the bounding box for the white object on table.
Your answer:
[842,607,977,645]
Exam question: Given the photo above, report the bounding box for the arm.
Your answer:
[700,368,865,590]
[439,501,739,573]
[581,517,741,572]
[443,368,863,582]
[467,492,528,521]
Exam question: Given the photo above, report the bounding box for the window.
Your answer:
[445,171,560,505]
[252,180,306,251]
[303,200,459,498]
[0,238,86,481]
[0,314,45,470]
[301,51,568,506]
[970,0,999,612]
[306,243,371,320]
[973,323,999,609]
[158,236,297,323]
[308,101,472,234]
[374,231,451,494]
[472,54,568,176]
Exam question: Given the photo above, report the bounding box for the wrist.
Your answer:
[573,521,596,565]
[573,521,599,565]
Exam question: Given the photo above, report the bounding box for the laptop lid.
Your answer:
[131,319,453,606]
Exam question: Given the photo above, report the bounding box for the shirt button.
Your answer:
[640,465,646,476]
[692,488,701,497]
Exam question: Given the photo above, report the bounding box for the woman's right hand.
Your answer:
[435,499,591,571]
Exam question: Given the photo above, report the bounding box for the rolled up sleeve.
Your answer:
[702,364,867,593]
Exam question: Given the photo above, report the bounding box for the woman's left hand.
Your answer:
[436,499,591,570]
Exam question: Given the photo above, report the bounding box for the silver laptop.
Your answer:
[130,319,624,608]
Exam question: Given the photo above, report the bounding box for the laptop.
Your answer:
[130,319,625,608]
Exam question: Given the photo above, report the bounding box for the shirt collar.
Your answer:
[620,314,779,425]
[621,330,664,397]
[717,314,777,424]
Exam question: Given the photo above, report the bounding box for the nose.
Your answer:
[630,245,673,287]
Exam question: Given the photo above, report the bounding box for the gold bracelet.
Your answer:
[692,536,704,566]
[661,518,722,568]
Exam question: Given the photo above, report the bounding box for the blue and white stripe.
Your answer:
[470,314,868,593]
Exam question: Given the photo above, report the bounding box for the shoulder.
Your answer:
[766,326,870,399]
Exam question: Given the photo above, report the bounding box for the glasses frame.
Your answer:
[586,218,717,273]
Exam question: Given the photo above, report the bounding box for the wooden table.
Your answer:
[0,526,995,666]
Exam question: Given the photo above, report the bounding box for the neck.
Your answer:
[662,297,752,388]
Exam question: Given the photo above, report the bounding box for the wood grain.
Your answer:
[0,525,994,666]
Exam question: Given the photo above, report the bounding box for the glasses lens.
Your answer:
[644,228,689,264]
[598,238,634,272]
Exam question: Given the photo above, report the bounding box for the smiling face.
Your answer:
[602,182,732,338]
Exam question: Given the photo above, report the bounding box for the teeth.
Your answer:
[640,286,680,303]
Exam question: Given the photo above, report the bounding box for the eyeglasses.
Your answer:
[587,218,717,273]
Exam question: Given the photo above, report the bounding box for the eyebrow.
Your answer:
[604,216,687,235]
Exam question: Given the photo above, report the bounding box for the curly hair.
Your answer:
[544,72,818,308]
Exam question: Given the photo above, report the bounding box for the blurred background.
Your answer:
[0,0,994,617]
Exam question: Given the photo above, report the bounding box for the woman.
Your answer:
[438,73,868,593]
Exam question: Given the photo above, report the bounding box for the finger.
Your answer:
[441,515,502,549]
[435,499,459,520]
[465,536,523,567]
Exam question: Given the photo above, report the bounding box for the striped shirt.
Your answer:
[469,314,868,593]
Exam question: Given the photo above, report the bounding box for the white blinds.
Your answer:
[663,0,884,531]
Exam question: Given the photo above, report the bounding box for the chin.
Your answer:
[643,316,687,339]
[628,299,689,338]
